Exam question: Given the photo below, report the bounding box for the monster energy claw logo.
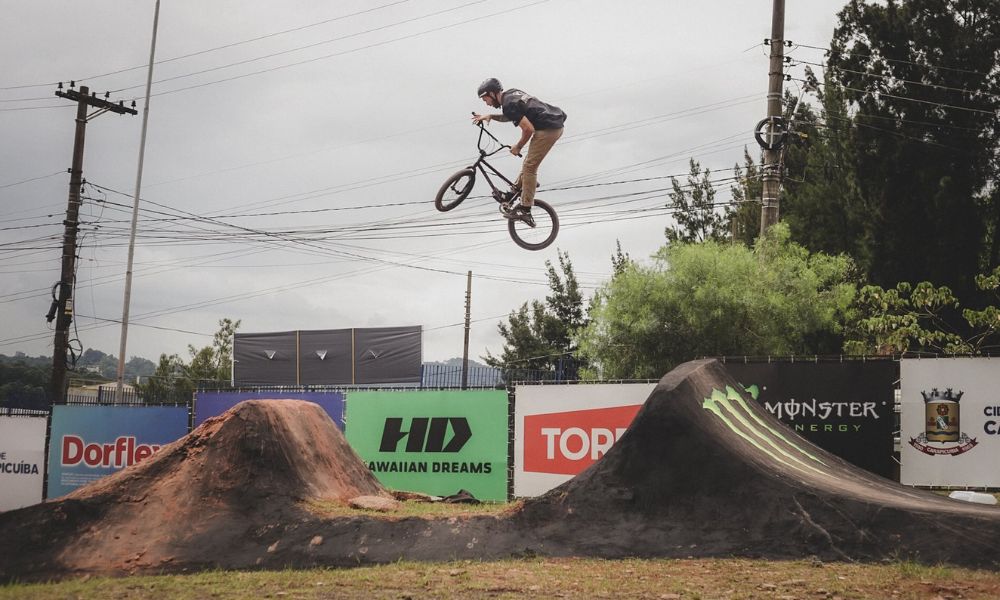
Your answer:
[702,386,827,476]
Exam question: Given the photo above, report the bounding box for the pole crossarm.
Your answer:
[55,88,138,117]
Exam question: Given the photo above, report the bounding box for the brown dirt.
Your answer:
[2,361,999,582]
[0,400,390,580]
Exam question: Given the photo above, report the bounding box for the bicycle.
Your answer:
[433,116,559,251]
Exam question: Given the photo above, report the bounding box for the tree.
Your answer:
[845,266,1000,355]
[485,251,587,378]
[665,159,733,244]
[729,149,763,247]
[829,0,1000,299]
[187,318,240,382]
[141,353,191,403]
[139,318,240,402]
[576,224,856,379]
[611,239,633,277]
[780,74,872,267]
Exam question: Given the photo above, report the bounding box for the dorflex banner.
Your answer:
[0,416,47,511]
[722,361,897,479]
[345,390,508,501]
[901,358,1000,486]
[194,391,345,429]
[47,405,189,499]
[514,384,655,497]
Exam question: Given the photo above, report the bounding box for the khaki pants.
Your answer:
[516,127,563,206]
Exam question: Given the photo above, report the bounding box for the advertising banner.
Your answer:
[514,384,655,497]
[345,390,508,501]
[0,416,47,511]
[900,358,1000,486]
[46,405,189,499]
[194,391,345,429]
[723,361,897,479]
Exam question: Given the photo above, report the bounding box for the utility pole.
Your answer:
[461,271,472,390]
[759,0,786,236]
[116,0,161,401]
[49,84,137,404]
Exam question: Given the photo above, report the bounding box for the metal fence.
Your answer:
[1,363,579,413]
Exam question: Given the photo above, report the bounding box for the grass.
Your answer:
[3,557,1000,599]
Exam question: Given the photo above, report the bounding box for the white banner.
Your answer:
[0,416,47,511]
[900,358,1000,486]
[514,383,655,497]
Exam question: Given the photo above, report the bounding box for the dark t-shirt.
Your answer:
[501,88,566,130]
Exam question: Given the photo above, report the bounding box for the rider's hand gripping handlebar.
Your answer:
[471,111,521,158]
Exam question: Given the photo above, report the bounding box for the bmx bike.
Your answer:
[433,118,559,251]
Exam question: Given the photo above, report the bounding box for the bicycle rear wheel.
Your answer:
[508,199,559,251]
[434,168,476,212]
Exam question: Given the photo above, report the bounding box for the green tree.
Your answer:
[829,0,1000,298]
[577,224,856,379]
[665,159,733,244]
[141,353,191,403]
[781,72,872,268]
[845,266,1000,355]
[187,318,240,382]
[485,251,587,377]
[0,359,50,406]
[610,240,633,277]
[729,149,763,247]
[139,318,240,401]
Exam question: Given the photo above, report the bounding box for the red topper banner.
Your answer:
[523,405,642,475]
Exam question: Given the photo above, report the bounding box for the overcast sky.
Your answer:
[1,1,842,365]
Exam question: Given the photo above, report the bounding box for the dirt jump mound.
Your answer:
[3,361,1000,582]
[0,400,390,580]
[517,359,1000,567]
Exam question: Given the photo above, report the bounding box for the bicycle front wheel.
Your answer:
[435,168,476,212]
[508,199,559,251]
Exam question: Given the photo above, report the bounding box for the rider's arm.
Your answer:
[511,118,535,155]
[472,113,510,124]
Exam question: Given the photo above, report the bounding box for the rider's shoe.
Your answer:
[504,203,534,226]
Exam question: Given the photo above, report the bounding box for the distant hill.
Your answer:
[422,358,501,388]
[0,350,156,381]
[424,357,492,369]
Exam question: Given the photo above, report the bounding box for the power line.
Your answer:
[0,1,416,91]
[792,42,994,79]
[124,1,551,99]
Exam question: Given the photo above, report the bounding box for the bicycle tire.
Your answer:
[508,199,559,251]
[434,168,476,212]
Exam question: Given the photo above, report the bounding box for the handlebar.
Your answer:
[471,112,521,158]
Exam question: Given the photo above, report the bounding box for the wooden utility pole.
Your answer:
[461,271,472,390]
[49,84,136,403]
[759,0,786,235]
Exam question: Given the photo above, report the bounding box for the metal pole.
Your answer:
[461,271,472,390]
[116,0,161,400]
[759,0,785,236]
[51,86,90,404]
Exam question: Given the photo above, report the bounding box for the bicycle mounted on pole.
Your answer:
[433,116,559,251]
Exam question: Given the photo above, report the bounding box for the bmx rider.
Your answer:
[472,78,566,221]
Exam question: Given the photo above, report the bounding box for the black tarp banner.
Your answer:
[722,361,898,479]
[234,326,422,385]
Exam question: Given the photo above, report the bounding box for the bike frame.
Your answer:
[469,122,519,204]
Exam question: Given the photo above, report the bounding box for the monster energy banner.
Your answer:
[345,390,508,501]
[722,361,897,479]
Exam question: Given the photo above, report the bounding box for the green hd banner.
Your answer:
[345,390,508,501]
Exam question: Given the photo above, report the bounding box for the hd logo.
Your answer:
[378,417,472,453]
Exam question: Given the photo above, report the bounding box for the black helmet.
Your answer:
[477,78,502,97]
